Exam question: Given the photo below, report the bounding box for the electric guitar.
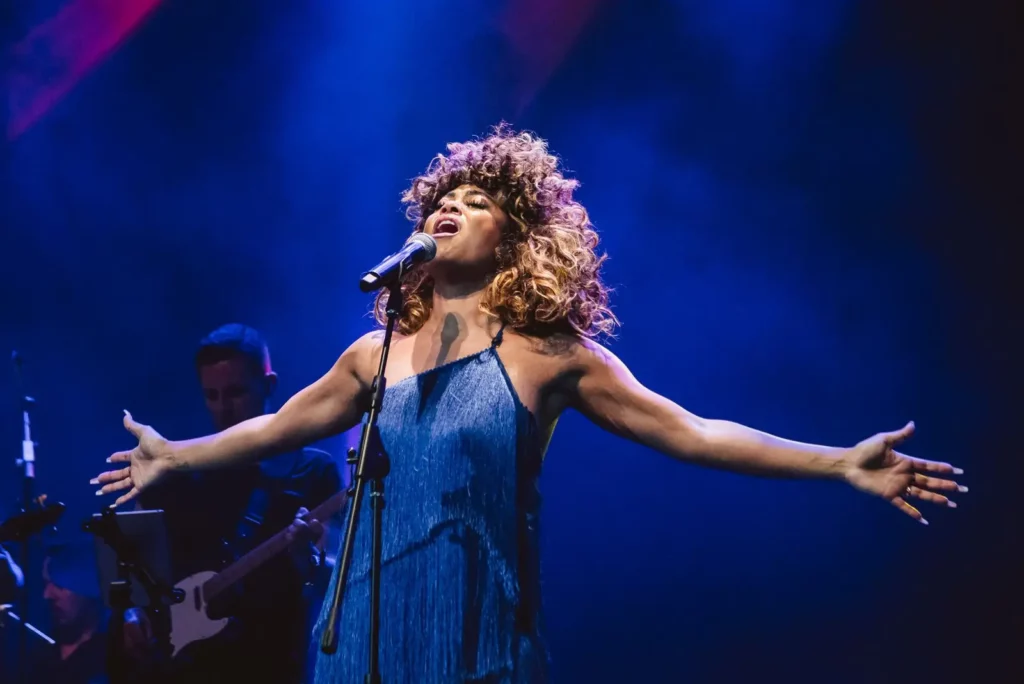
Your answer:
[169,489,347,657]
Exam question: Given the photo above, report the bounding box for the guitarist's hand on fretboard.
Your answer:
[285,507,326,575]
[286,507,325,545]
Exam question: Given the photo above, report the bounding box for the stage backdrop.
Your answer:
[1,1,1018,682]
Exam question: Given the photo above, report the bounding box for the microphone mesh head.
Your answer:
[406,232,437,261]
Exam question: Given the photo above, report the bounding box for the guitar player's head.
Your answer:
[195,323,279,432]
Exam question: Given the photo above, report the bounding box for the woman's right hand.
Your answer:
[91,411,174,507]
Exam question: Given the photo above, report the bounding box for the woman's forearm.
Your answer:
[575,342,856,482]
[128,338,370,479]
[166,355,367,473]
[686,418,851,480]
[169,414,284,472]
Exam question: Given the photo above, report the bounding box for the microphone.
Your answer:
[359,233,437,293]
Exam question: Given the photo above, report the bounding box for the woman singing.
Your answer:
[92,125,965,683]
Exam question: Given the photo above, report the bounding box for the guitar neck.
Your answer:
[203,490,347,602]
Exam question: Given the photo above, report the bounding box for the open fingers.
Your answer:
[891,496,929,525]
[91,467,130,486]
[911,472,967,494]
[901,454,964,476]
[123,411,146,438]
[907,485,957,509]
[113,488,140,508]
[107,450,133,464]
[883,421,916,447]
[97,477,134,496]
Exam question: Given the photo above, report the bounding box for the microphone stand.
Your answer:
[82,508,184,684]
[0,604,56,649]
[320,280,399,684]
[1,603,57,679]
[11,352,36,684]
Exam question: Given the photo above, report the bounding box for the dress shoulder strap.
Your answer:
[491,321,507,348]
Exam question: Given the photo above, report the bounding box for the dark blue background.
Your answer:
[2,1,1019,682]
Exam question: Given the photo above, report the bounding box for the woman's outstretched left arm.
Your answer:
[563,339,966,524]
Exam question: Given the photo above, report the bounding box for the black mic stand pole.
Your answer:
[320,280,399,684]
[11,351,37,684]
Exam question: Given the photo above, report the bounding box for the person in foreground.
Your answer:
[92,125,966,683]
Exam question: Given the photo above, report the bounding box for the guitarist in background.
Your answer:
[136,323,342,683]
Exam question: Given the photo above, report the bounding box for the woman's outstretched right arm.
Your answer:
[174,332,378,469]
[93,332,380,507]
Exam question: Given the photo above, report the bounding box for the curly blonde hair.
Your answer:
[374,124,617,339]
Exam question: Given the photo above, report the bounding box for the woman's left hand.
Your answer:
[844,421,966,524]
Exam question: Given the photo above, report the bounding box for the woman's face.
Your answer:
[422,184,510,279]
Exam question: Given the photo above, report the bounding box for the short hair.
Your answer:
[43,539,100,600]
[195,323,272,376]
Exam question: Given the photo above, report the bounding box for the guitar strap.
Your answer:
[234,464,287,555]
[232,452,304,557]
[235,484,270,550]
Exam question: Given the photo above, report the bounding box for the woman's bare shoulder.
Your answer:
[506,329,608,360]
[501,330,597,379]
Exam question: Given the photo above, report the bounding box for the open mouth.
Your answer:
[433,218,460,237]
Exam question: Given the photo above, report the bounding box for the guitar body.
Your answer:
[169,571,230,658]
[167,490,347,658]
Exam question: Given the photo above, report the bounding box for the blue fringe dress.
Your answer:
[312,327,548,683]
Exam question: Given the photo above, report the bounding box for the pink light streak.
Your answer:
[5,0,164,140]
[500,0,607,114]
